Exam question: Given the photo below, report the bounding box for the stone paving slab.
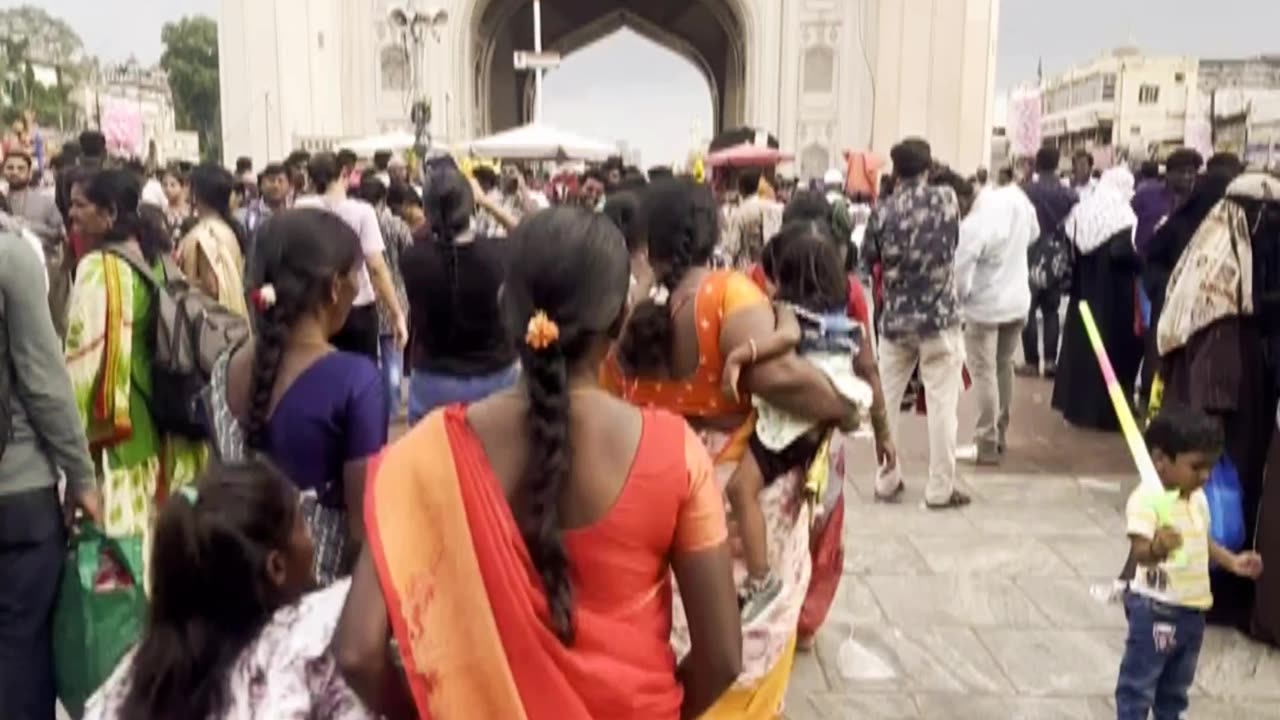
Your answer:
[783,376,1280,719]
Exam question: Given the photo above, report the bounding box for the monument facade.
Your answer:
[219,0,1000,174]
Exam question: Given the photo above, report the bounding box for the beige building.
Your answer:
[1207,88,1280,166]
[219,0,1000,175]
[79,60,200,163]
[1039,48,1199,163]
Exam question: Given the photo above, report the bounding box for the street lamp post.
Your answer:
[388,3,449,164]
[533,0,544,122]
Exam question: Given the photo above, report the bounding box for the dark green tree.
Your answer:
[0,5,84,128]
[161,16,220,162]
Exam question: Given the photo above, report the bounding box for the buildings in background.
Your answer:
[219,0,999,175]
[77,59,199,164]
[1013,50,1280,168]
[1199,56,1280,166]
[1037,47,1197,164]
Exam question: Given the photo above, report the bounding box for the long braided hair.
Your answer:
[501,207,630,643]
[242,209,362,450]
[616,177,718,376]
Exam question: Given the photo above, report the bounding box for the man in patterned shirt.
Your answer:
[862,137,969,509]
[721,169,782,269]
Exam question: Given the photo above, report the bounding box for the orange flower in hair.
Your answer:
[525,311,560,350]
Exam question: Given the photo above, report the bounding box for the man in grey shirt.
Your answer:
[4,150,71,337]
[0,230,100,718]
[4,152,63,241]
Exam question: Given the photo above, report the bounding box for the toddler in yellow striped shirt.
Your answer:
[1115,406,1263,720]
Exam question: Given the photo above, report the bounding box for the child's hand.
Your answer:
[1229,551,1264,579]
[1151,526,1183,560]
[875,436,898,472]
[722,358,744,402]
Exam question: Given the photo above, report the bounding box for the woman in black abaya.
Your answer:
[1052,167,1142,431]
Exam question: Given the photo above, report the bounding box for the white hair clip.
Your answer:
[649,283,670,307]
[250,283,278,312]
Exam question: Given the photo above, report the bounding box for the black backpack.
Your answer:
[1028,224,1073,293]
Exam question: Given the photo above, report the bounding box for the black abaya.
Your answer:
[1052,229,1143,430]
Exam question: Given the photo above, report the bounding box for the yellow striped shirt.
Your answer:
[1126,486,1213,610]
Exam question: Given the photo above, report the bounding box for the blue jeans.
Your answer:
[1116,593,1206,720]
[407,364,519,425]
[378,335,404,421]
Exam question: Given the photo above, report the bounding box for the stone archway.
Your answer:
[451,0,753,138]
[515,11,724,131]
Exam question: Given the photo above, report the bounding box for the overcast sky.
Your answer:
[10,0,1279,165]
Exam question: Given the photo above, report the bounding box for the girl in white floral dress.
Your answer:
[85,460,372,720]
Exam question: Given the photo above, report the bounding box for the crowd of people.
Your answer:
[0,124,1275,720]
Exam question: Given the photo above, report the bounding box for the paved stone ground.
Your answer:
[782,376,1280,719]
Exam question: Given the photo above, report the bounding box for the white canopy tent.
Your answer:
[464,123,617,161]
[336,131,420,155]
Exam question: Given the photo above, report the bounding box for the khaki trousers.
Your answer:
[964,320,1024,453]
[874,327,966,505]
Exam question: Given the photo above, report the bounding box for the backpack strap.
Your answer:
[101,245,165,293]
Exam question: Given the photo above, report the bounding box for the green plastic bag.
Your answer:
[53,524,146,718]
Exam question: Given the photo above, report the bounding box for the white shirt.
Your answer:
[294,195,385,307]
[526,189,551,210]
[954,185,1040,324]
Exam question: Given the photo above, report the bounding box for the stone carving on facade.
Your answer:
[800,22,840,96]
[380,45,410,92]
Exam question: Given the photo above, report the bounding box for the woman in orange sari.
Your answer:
[607,178,858,718]
[334,206,744,719]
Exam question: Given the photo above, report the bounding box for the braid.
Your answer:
[617,202,701,376]
[517,344,575,643]
[658,221,695,290]
[220,208,249,258]
[244,295,299,450]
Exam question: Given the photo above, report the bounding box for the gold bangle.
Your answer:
[871,408,890,437]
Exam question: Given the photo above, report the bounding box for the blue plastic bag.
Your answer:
[1205,456,1246,553]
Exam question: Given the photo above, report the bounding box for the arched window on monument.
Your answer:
[803,45,835,94]
[800,143,830,181]
[381,45,410,92]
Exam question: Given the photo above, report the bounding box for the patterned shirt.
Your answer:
[721,196,783,269]
[235,199,275,238]
[473,189,524,239]
[86,579,372,720]
[374,206,411,337]
[862,178,961,339]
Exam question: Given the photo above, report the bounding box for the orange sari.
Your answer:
[365,405,726,719]
[604,270,810,718]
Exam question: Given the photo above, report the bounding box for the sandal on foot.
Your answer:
[924,490,972,510]
[874,481,905,503]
